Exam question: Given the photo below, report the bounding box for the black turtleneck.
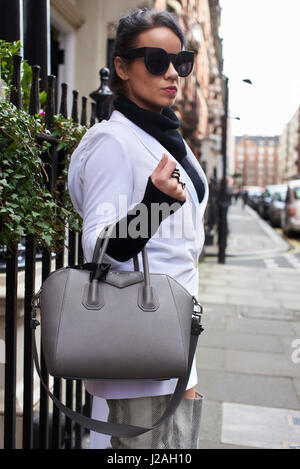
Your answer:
[104,95,205,263]
[114,94,205,204]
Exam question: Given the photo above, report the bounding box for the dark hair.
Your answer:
[110,8,185,95]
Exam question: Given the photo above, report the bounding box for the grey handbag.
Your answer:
[32,223,204,437]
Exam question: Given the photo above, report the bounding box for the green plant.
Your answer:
[0,40,47,110]
[0,42,88,255]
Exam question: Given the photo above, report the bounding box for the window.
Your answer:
[294,187,300,200]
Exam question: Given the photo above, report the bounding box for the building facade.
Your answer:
[279,106,300,182]
[154,0,224,180]
[0,0,224,178]
[234,136,280,187]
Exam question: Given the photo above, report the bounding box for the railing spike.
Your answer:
[29,65,41,116]
[45,75,56,131]
[60,83,68,118]
[10,55,22,110]
[90,101,96,127]
[81,96,87,126]
[71,89,79,123]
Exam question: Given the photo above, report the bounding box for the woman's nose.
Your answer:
[164,61,179,80]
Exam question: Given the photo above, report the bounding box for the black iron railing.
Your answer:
[2,54,113,449]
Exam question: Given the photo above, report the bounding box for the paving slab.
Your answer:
[293,379,300,400]
[198,440,257,449]
[196,347,226,371]
[195,370,300,410]
[291,322,300,336]
[202,302,238,317]
[199,330,283,354]
[226,316,295,337]
[278,336,300,357]
[228,295,279,308]
[200,293,229,305]
[239,305,300,322]
[201,314,229,332]
[199,285,262,298]
[221,403,300,449]
[198,399,222,443]
[225,349,300,378]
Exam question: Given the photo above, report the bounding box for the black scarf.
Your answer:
[113,94,205,203]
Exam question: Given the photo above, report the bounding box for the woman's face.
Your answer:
[115,26,181,113]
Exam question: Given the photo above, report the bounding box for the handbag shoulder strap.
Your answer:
[32,325,201,437]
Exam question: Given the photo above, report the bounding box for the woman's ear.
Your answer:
[114,56,129,82]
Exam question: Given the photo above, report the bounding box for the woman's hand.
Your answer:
[150,154,186,202]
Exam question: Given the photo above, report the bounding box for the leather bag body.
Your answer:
[40,264,194,381]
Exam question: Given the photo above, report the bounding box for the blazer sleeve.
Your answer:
[81,132,185,263]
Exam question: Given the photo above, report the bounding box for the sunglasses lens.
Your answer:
[175,52,194,77]
[146,49,169,75]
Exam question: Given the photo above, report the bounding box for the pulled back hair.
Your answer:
[110,8,185,96]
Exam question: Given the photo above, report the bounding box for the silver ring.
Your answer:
[171,173,180,182]
[171,168,180,181]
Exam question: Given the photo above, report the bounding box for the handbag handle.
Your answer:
[91,223,158,310]
[92,222,142,272]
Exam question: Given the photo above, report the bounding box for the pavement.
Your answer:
[197,200,300,449]
[205,201,290,258]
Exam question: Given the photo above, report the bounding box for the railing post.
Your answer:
[51,81,68,450]
[80,96,87,126]
[0,0,21,43]
[38,74,57,449]
[28,65,41,116]
[71,90,79,123]
[60,83,68,118]
[23,0,50,92]
[22,64,41,450]
[10,55,22,110]
[4,53,22,450]
[90,68,113,122]
[90,102,96,127]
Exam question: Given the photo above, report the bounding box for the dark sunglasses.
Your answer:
[121,47,194,77]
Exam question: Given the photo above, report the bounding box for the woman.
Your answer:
[68,8,208,449]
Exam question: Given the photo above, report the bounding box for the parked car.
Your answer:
[243,186,264,210]
[268,185,288,227]
[258,185,287,220]
[281,179,300,235]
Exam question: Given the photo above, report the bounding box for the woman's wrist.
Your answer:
[142,176,186,207]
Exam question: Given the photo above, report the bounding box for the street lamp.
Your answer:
[218,76,252,264]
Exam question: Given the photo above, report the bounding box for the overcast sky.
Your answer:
[219,0,300,137]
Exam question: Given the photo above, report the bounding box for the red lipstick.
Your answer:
[163,86,177,96]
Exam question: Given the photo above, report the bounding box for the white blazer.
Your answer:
[68,109,209,398]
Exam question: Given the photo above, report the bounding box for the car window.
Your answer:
[294,187,300,200]
[274,193,282,201]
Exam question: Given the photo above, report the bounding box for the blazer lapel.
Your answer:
[110,111,207,218]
